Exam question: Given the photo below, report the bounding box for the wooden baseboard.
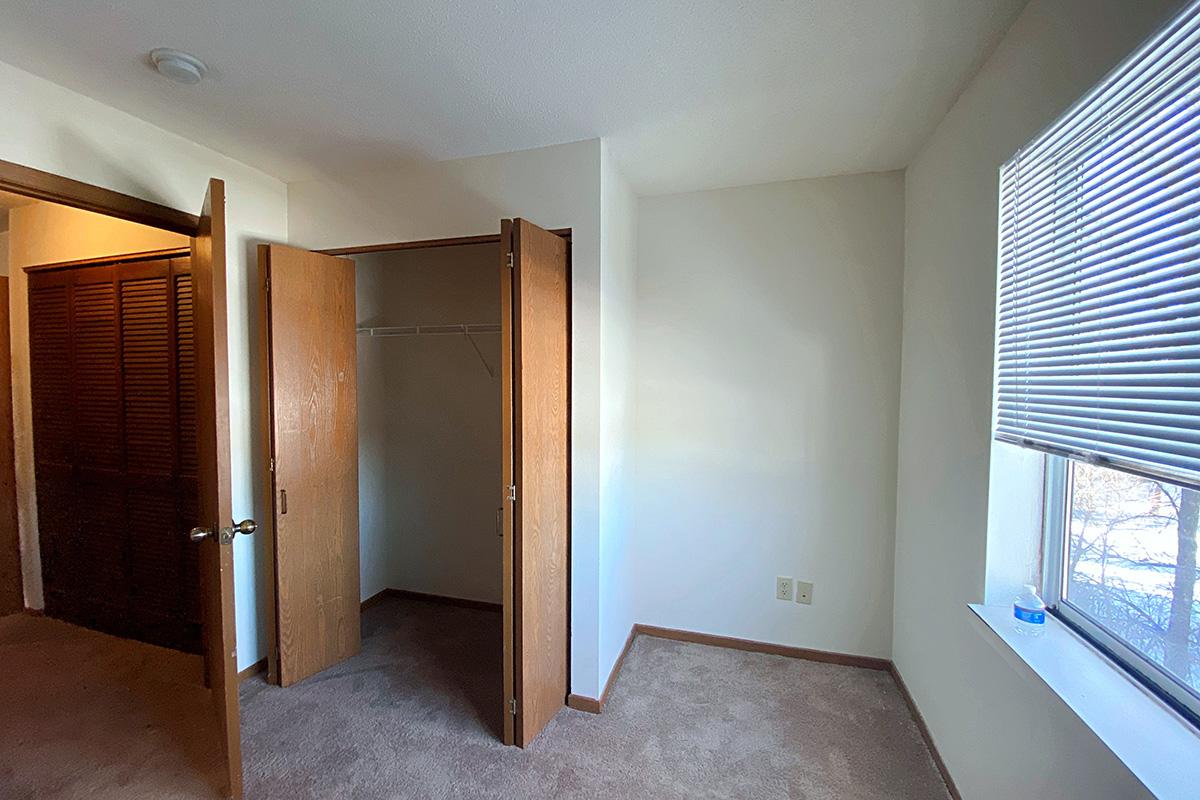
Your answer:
[634,624,892,671]
[566,694,602,713]
[360,588,392,612]
[571,623,890,716]
[237,657,267,684]
[568,625,638,714]
[23,607,45,617]
[889,663,961,800]
[360,587,502,614]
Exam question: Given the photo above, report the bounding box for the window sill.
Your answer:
[968,604,1199,799]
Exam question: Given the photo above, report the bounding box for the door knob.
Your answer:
[188,519,258,545]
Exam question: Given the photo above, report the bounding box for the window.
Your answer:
[1044,456,1200,721]
[997,0,1200,724]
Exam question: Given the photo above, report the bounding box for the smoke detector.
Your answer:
[150,48,208,85]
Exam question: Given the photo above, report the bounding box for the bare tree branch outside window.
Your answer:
[1066,462,1200,692]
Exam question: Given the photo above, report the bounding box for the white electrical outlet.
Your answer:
[776,576,794,601]
[795,580,814,605]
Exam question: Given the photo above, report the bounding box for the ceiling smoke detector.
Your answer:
[150,48,208,85]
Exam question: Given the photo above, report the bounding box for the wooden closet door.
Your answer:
[260,243,360,687]
[28,257,200,652]
[28,276,73,618]
[118,258,201,648]
[501,218,570,747]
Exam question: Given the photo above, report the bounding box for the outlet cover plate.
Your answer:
[795,580,813,605]
[776,576,794,601]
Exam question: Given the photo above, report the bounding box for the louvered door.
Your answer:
[28,254,200,652]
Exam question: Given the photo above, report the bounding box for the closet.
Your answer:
[27,251,200,652]
[261,218,569,747]
[355,242,503,608]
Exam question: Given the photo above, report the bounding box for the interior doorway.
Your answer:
[0,160,247,799]
[257,219,571,748]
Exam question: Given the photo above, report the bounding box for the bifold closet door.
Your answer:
[501,218,569,747]
[259,243,360,688]
[27,256,200,652]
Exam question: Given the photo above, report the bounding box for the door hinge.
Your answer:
[506,483,517,502]
[269,457,275,473]
[509,697,517,715]
[506,251,514,269]
[264,277,271,292]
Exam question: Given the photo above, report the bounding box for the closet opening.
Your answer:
[254,220,571,748]
[359,240,505,735]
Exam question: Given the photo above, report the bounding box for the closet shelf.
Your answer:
[356,323,500,337]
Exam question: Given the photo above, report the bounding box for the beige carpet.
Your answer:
[0,613,224,800]
[241,596,952,800]
[2,600,952,800]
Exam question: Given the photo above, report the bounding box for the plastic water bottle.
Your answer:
[1013,584,1046,636]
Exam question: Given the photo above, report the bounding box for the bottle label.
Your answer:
[1014,606,1045,625]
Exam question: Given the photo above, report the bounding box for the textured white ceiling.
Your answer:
[0,0,1027,194]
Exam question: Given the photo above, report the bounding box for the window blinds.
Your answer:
[996,2,1200,490]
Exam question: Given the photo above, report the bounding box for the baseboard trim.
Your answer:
[237,657,266,684]
[360,588,392,611]
[568,625,638,714]
[634,624,892,672]
[360,587,502,614]
[566,694,602,713]
[890,663,961,800]
[571,624,955,793]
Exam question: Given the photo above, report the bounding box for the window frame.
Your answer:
[1042,453,1200,727]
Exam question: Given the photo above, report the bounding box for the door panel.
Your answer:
[502,218,569,747]
[191,178,242,799]
[260,243,360,687]
[28,258,200,651]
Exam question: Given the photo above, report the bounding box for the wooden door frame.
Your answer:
[315,228,571,257]
[23,247,192,274]
[270,230,572,745]
[0,159,199,236]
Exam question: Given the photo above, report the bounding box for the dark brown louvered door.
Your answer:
[28,254,201,653]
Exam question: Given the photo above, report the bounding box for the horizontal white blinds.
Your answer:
[996,2,1200,489]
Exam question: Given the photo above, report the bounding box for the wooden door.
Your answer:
[27,255,201,651]
[259,243,360,687]
[501,218,569,747]
[190,179,244,799]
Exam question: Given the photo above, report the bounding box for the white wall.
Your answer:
[632,172,904,660]
[355,244,502,605]
[598,144,638,684]
[0,58,288,669]
[286,139,610,697]
[894,0,1181,797]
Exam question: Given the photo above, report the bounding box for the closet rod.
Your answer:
[356,323,500,337]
